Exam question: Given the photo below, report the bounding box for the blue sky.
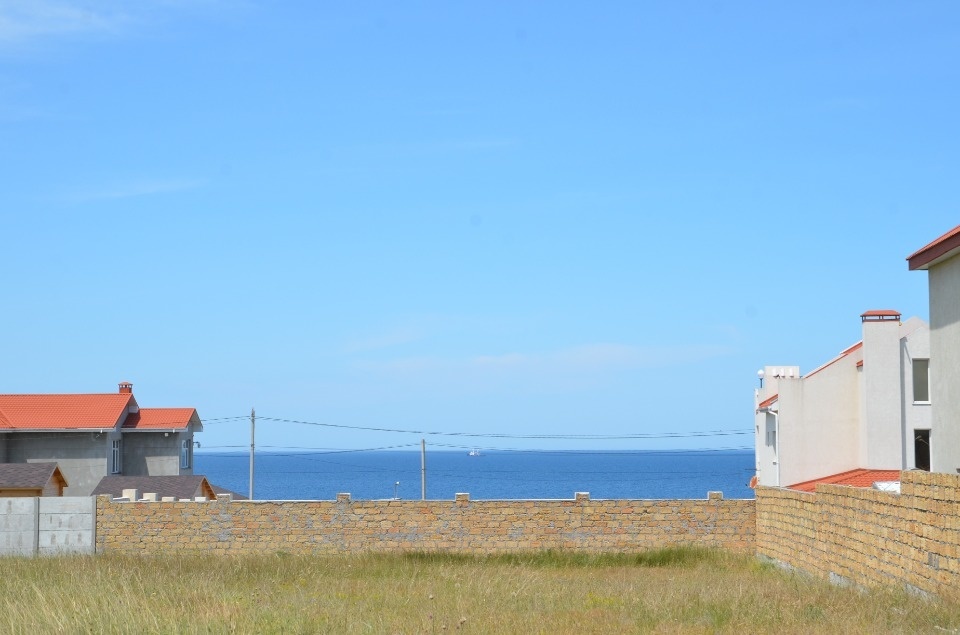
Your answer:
[1,1,957,454]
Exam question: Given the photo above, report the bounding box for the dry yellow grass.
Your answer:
[0,548,956,634]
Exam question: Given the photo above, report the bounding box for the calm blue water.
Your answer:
[195,449,755,501]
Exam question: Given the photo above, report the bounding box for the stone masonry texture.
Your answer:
[756,470,960,599]
[95,494,756,555]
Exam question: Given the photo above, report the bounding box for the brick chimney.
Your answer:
[118,382,133,394]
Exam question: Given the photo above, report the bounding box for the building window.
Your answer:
[180,438,192,469]
[915,429,930,471]
[913,359,930,403]
[111,439,122,474]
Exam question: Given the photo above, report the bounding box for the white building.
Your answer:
[908,224,960,474]
[754,311,931,488]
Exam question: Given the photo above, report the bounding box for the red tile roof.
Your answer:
[122,408,197,430]
[757,394,778,409]
[0,394,134,430]
[788,468,902,492]
[907,224,960,270]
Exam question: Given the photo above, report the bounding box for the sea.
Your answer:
[195,449,756,501]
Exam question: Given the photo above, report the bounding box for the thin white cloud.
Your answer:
[342,326,425,354]
[340,314,484,354]
[0,0,245,49]
[66,177,205,202]
[0,1,132,45]
[355,343,734,377]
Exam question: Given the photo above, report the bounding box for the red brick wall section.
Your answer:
[95,493,756,555]
[756,470,960,599]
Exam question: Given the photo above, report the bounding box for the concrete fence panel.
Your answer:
[0,496,95,556]
[38,497,96,555]
[0,497,39,556]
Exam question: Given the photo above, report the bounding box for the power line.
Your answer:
[254,416,750,440]
[198,443,750,455]
[426,442,753,455]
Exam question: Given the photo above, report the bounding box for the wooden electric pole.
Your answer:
[421,438,426,500]
[249,407,255,500]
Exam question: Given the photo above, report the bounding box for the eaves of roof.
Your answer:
[907,224,960,270]
[757,394,778,410]
[804,341,863,379]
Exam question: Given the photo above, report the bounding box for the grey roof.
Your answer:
[92,475,214,500]
[0,462,64,488]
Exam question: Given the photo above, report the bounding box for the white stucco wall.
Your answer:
[754,316,930,487]
[900,318,932,469]
[753,407,779,485]
[861,318,903,469]
[779,357,861,487]
[754,366,800,487]
[929,254,960,473]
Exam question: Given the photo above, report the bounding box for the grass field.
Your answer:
[1,548,957,634]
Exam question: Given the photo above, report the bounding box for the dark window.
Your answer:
[915,429,930,471]
[913,359,930,402]
[111,439,122,474]
[181,438,192,469]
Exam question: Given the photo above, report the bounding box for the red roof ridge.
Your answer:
[907,224,960,270]
[804,341,863,379]
[0,392,130,397]
[0,393,134,430]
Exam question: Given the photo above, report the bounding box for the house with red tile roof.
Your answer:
[909,223,960,474]
[753,311,930,489]
[0,383,201,496]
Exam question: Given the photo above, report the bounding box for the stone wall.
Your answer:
[756,470,960,598]
[96,492,756,555]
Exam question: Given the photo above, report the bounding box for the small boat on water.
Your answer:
[468,448,481,457]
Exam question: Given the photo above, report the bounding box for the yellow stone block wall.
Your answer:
[95,495,756,555]
[754,486,822,576]
[756,470,960,598]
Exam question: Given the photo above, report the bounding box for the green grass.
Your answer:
[0,548,957,634]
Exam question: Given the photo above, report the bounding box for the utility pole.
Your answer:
[249,407,255,500]
[421,438,426,500]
